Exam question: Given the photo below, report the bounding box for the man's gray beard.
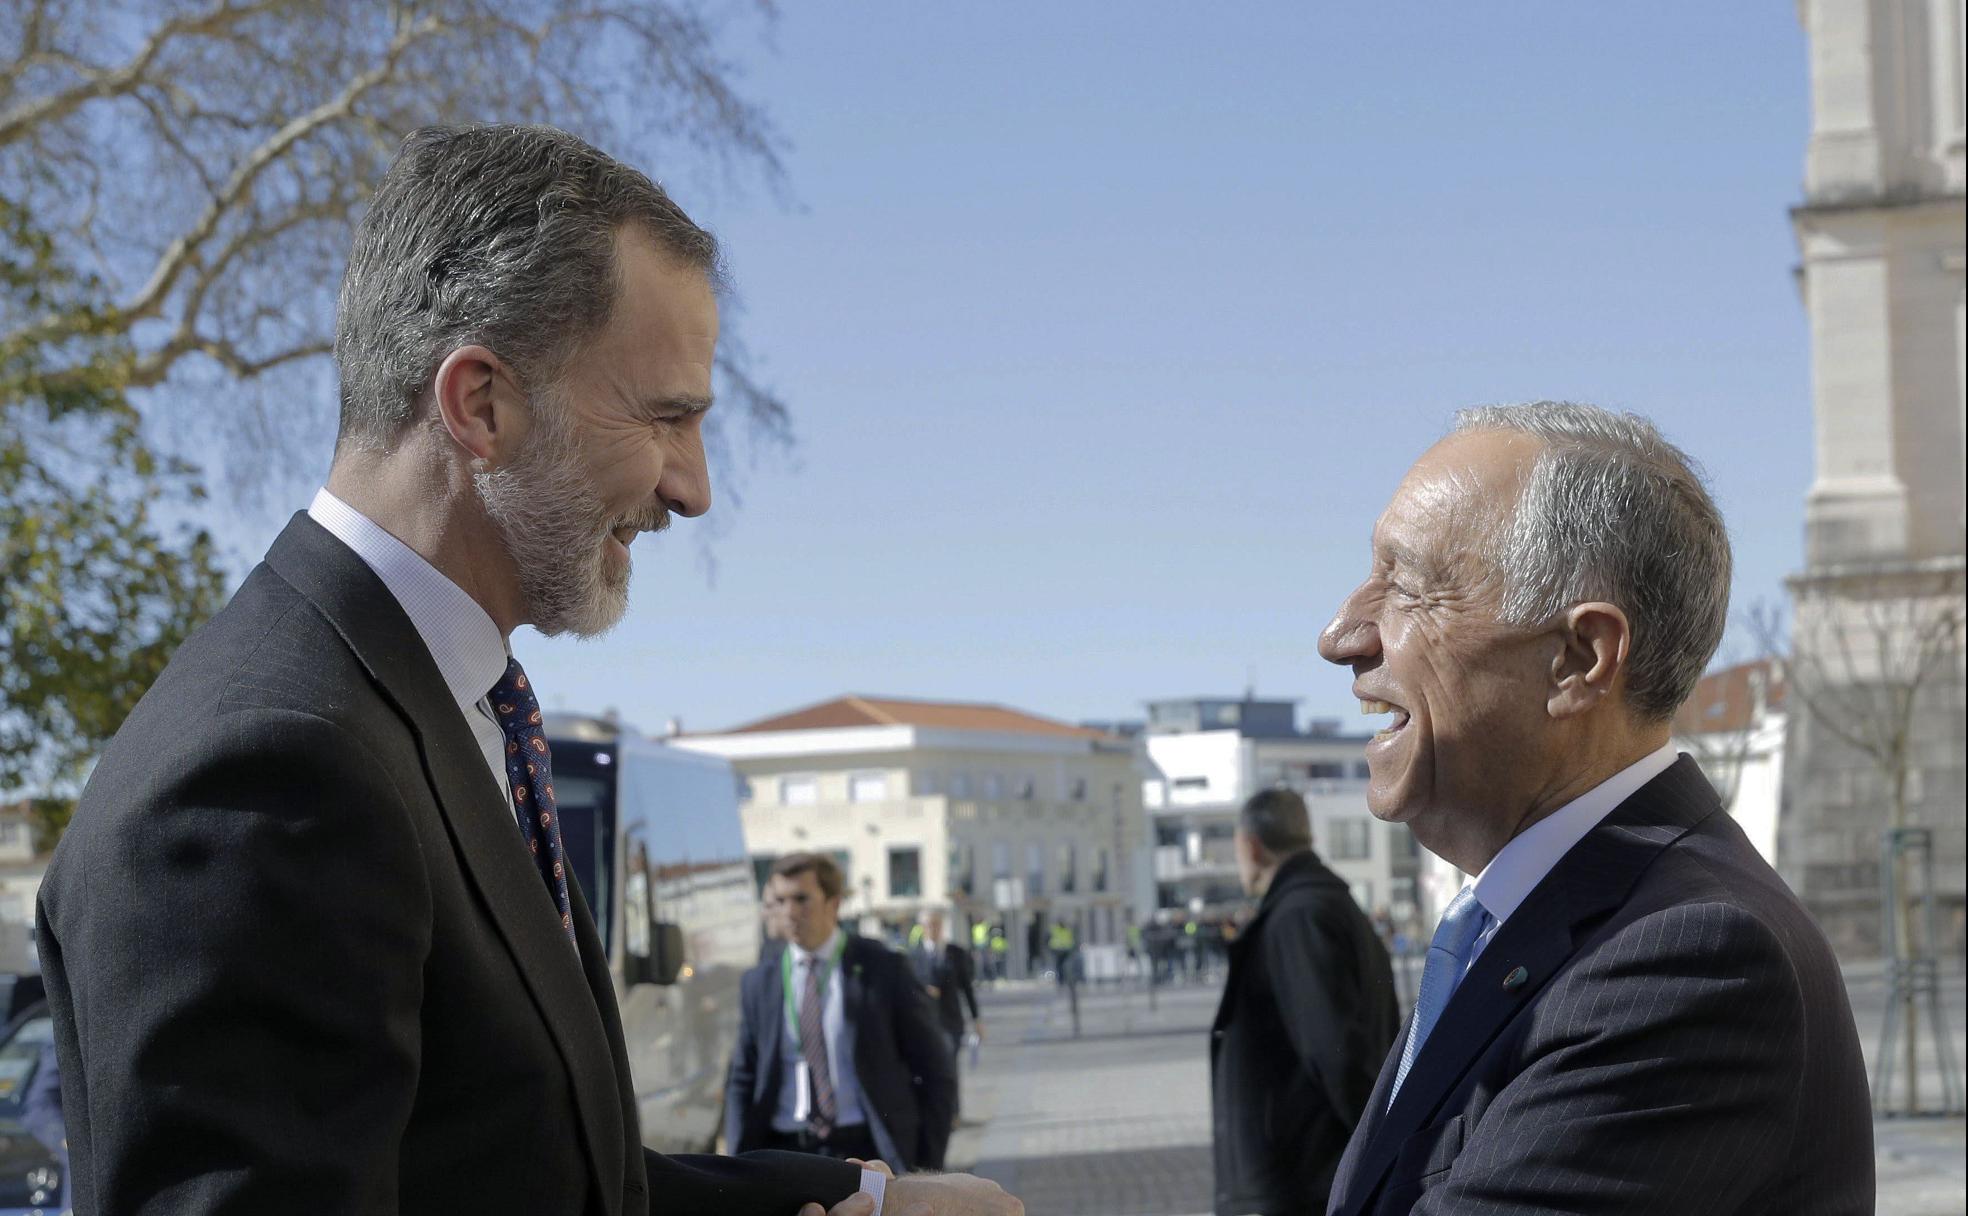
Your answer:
[474,408,632,639]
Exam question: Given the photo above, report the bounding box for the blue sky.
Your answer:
[247,5,1821,734]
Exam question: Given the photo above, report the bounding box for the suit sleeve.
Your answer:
[643,1149,859,1214]
[891,956,959,1169]
[38,708,431,1216]
[1414,902,1825,1215]
[952,945,981,1022]
[1264,899,1376,1129]
[724,969,762,1153]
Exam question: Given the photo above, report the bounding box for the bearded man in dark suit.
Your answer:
[36,123,1016,1216]
[1318,402,1872,1215]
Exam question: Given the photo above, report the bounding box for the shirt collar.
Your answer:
[790,927,845,969]
[307,489,508,712]
[1472,742,1681,928]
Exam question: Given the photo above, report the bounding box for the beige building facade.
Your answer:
[674,695,1148,979]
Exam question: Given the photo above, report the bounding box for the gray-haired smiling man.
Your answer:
[1318,403,1873,1215]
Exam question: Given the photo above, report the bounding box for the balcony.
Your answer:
[1153,842,1238,882]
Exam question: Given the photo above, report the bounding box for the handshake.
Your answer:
[796,1161,1021,1216]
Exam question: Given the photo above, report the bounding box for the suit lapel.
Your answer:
[266,514,625,1209]
[841,936,867,1069]
[1330,758,1720,1214]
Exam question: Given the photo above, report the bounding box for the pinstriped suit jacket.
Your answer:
[1326,757,1874,1216]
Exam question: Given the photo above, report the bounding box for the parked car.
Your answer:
[0,1003,65,1216]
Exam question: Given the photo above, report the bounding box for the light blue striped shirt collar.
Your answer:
[1470,742,1682,932]
[306,488,508,714]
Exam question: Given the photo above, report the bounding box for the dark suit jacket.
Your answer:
[912,942,980,1037]
[725,934,958,1171]
[1211,850,1399,1216]
[1325,756,1874,1216]
[34,515,860,1216]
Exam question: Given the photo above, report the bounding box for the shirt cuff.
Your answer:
[858,1167,888,1215]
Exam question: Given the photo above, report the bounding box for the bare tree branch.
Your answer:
[0,0,285,146]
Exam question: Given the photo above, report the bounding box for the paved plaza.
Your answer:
[945,964,1966,1216]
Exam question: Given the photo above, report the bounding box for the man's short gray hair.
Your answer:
[1454,401,1731,722]
[334,124,720,451]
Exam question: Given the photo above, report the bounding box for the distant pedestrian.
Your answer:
[1210,788,1397,1216]
[912,911,985,1103]
[1047,919,1077,986]
[725,853,957,1172]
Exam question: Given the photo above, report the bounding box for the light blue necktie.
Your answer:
[1388,887,1490,1108]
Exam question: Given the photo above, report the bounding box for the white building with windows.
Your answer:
[1139,696,1435,937]
[674,695,1149,978]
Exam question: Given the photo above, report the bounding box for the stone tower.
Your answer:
[1784,0,1966,955]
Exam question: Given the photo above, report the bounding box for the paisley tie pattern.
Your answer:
[489,657,576,947]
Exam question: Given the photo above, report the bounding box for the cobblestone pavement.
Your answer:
[947,963,1965,1216]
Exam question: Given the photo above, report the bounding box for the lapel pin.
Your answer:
[1502,966,1528,991]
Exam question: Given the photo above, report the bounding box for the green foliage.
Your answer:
[1,195,225,835]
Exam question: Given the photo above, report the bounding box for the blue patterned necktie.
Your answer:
[489,657,575,947]
[1388,886,1490,1107]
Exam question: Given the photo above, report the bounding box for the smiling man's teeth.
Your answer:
[1359,699,1395,715]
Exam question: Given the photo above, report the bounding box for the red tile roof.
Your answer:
[1674,659,1787,736]
[723,695,1111,739]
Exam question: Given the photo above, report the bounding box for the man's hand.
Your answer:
[972,1020,985,1043]
[885,1173,1022,1215]
[796,1166,1019,1216]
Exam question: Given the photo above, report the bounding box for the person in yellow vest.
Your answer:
[1047,920,1077,987]
[987,927,1009,983]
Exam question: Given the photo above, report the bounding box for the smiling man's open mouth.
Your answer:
[1359,697,1411,739]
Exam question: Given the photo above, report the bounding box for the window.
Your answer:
[888,847,922,898]
[1306,761,1345,780]
[1330,818,1372,861]
[914,771,941,797]
[950,772,973,799]
[1173,776,1209,790]
[1352,761,1371,780]
[1057,842,1078,893]
[981,774,1004,800]
[751,855,777,895]
[830,850,853,886]
[991,841,1012,879]
[1093,848,1110,892]
[849,772,889,803]
[1025,841,1046,898]
[780,775,818,806]
[1016,775,1037,800]
[1069,776,1088,801]
[949,842,974,895]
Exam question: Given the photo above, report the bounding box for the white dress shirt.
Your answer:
[306,490,512,803]
[774,927,868,1132]
[1464,742,1682,967]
